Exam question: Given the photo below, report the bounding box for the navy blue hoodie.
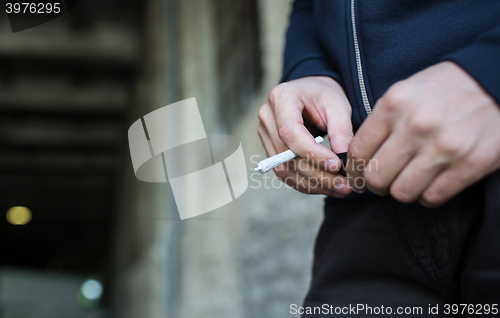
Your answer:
[282,0,500,131]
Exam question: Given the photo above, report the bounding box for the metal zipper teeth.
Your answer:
[350,0,372,115]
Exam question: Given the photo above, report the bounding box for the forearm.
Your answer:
[282,0,342,84]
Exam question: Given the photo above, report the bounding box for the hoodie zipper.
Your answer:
[351,0,372,115]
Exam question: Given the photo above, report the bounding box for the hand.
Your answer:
[346,61,500,207]
[258,76,353,198]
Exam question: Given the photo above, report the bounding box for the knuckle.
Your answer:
[348,140,363,161]
[319,174,337,190]
[294,176,308,189]
[435,134,462,158]
[257,105,267,122]
[406,112,435,135]
[421,190,443,207]
[307,169,322,183]
[390,185,414,203]
[332,127,354,140]
[383,82,408,111]
[277,121,294,142]
[305,182,318,193]
[363,171,386,192]
[303,148,315,161]
[268,83,286,103]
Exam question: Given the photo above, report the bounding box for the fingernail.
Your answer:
[330,191,346,198]
[335,183,350,192]
[352,187,364,194]
[326,159,340,172]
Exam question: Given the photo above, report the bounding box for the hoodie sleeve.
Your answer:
[281,0,342,84]
[445,25,500,105]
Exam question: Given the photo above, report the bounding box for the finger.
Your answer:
[257,123,277,157]
[279,167,344,197]
[346,99,394,191]
[286,158,352,196]
[418,161,482,208]
[389,153,447,203]
[275,102,341,173]
[259,102,289,153]
[364,134,415,196]
[325,101,354,154]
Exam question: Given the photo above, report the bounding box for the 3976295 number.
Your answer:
[5,2,61,14]
[444,304,499,315]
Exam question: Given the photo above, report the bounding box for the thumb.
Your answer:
[326,106,354,154]
[275,103,343,173]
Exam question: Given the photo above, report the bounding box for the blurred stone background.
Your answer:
[0,0,326,317]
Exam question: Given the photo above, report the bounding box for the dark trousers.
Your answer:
[303,170,500,317]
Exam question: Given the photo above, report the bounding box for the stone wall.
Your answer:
[113,1,326,317]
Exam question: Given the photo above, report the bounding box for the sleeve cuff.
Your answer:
[444,29,500,105]
[281,56,343,85]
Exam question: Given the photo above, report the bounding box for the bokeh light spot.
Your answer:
[6,206,32,225]
[81,279,103,300]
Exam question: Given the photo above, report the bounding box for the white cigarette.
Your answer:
[254,136,324,174]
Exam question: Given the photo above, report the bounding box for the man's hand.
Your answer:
[347,61,500,207]
[258,76,353,198]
